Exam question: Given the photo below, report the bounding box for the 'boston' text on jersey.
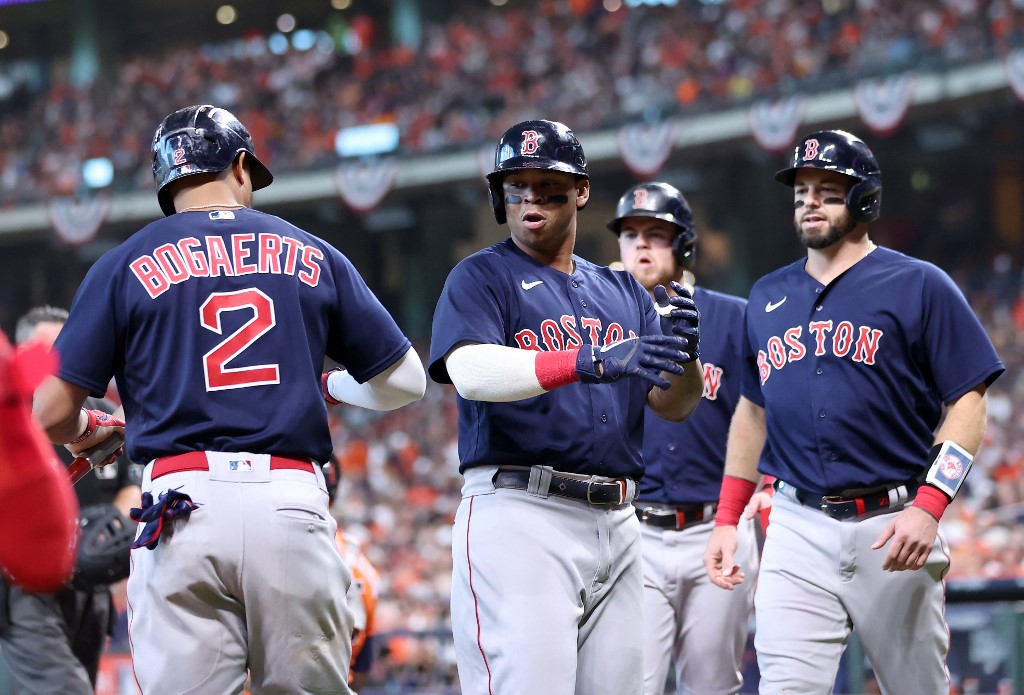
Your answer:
[129,232,325,299]
[757,320,883,384]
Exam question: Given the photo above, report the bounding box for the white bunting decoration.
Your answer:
[617,121,676,179]
[334,159,399,214]
[749,96,807,154]
[48,195,111,247]
[854,74,915,136]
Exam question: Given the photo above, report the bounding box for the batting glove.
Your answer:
[653,281,699,360]
[576,335,690,390]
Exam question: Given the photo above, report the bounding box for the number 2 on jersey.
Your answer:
[200,288,280,391]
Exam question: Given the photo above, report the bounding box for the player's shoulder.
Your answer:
[867,246,958,287]
[445,239,519,283]
[749,258,803,298]
[694,286,747,311]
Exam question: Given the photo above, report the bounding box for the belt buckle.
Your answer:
[821,495,844,513]
[587,480,622,506]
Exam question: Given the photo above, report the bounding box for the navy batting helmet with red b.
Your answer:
[152,105,274,217]
[774,130,882,223]
[607,182,697,268]
[486,120,588,224]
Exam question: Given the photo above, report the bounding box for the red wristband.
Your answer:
[322,371,341,405]
[912,484,950,521]
[536,350,581,390]
[715,475,757,527]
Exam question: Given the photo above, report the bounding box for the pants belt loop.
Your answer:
[527,466,553,498]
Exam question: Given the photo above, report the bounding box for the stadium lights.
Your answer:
[625,0,679,6]
[330,0,352,9]
[277,13,297,33]
[0,30,8,50]
[82,157,114,189]
[489,0,508,6]
[216,5,237,25]
[335,123,400,158]
[604,0,622,10]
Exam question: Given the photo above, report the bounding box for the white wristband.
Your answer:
[924,440,973,499]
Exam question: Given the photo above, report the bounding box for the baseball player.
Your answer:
[429,120,703,695]
[0,329,78,594]
[703,130,1004,693]
[0,306,142,695]
[32,104,426,695]
[610,182,759,694]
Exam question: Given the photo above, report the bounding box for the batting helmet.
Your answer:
[486,119,588,224]
[152,105,274,216]
[774,129,882,223]
[607,182,697,268]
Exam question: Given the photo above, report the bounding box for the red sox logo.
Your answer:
[633,187,649,209]
[521,130,540,155]
[802,139,819,161]
[939,453,964,480]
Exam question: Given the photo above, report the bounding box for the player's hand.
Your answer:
[742,490,774,533]
[66,409,125,465]
[871,506,939,572]
[704,525,745,590]
[653,281,699,359]
[576,335,690,390]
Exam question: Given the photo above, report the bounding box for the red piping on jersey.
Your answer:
[466,496,494,695]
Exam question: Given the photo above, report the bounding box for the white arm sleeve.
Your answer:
[325,346,426,411]
[444,343,549,402]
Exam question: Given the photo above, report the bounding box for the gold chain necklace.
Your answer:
[178,203,245,213]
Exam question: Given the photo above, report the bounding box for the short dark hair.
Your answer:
[15,305,69,345]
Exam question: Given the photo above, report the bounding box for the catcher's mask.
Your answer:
[74,504,135,588]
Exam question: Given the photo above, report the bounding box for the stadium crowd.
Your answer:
[1,0,1022,207]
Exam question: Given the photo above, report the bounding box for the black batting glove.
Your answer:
[653,281,699,360]
[576,335,691,390]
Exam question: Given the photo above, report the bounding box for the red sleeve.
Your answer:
[0,335,78,592]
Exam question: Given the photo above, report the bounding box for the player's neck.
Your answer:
[804,234,876,286]
[510,236,576,274]
[173,184,247,214]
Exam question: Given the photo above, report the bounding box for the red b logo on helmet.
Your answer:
[802,139,819,161]
[633,188,649,209]
[521,130,540,155]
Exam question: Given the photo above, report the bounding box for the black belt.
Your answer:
[635,503,717,530]
[492,469,635,507]
[777,479,921,520]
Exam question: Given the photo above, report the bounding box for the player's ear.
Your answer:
[231,152,250,188]
[575,177,590,209]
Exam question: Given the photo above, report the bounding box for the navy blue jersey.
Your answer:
[639,287,746,504]
[740,247,1003,494]
[55,208,410,464]
[429,238,660,478]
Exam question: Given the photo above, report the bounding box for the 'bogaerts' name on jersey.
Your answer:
[514,316,638,351]
[129,232,325,299]
[756,321,883,384]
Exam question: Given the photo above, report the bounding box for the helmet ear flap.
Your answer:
[488,179,506,224]
[847,179,881,223]
[672,233,696,269]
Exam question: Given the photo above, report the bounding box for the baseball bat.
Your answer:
[68,405,125,486]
